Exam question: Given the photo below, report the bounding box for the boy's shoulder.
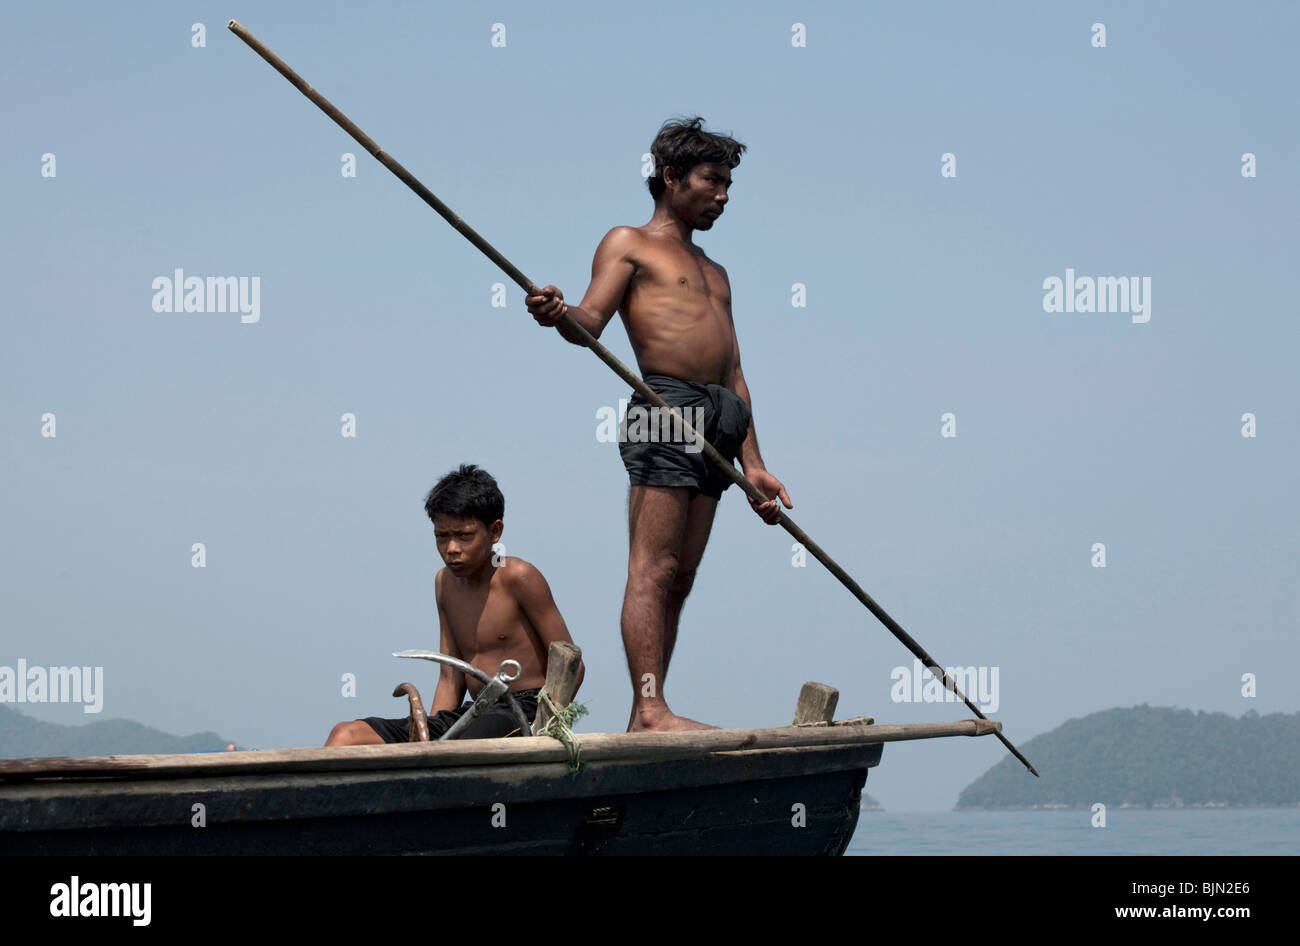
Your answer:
[431,563,516,591]
[497,557,566,612]
[491,556,546,596]
[433,558,552,604]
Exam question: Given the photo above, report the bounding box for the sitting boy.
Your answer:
[325,464,583,745]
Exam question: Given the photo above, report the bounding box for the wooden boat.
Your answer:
[0,681,999,856]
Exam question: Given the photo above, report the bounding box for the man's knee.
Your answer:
[668,565,697,600]
[627,552,679,595]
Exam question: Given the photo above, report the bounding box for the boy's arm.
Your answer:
[428,569,467,714]
[507,562,585,694]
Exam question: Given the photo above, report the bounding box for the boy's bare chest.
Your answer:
[443,586,521,652]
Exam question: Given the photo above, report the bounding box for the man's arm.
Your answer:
[504,561,586,694]
[727,306,792,525]
[525,227,638,346]
[428,569,468,713]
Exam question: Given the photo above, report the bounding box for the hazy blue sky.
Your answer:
[2,1,1296,810]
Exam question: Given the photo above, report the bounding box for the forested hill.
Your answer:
[0,704,231,758]
[957,706,1299,809]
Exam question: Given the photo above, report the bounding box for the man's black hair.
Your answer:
[424,464,504,527]
[646,116,746,202]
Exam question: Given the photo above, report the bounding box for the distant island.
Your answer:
[0,704,232,758]
[957,705,1299,810]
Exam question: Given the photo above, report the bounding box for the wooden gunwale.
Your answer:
[0,718,999,782]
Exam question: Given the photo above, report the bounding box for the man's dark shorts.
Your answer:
[362,688,539,743]
[618,374,752,500]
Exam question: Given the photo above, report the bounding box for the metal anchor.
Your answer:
[393,651,531,740]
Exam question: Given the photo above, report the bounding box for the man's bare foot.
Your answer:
[628,707,720,733]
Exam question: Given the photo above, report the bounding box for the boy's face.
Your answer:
[433,514,502,575]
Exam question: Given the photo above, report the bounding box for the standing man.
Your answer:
[526,117,791,732]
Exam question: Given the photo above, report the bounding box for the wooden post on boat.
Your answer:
[532,641,583,735]
[793,682,839,725]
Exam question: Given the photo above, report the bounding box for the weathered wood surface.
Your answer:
[793,682,840,725]
[531,641,582,735]
[795,715,875,728]
[0,718,999,782]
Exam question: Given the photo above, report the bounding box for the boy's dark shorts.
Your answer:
[362,688,540,743]
[618,374,752,500]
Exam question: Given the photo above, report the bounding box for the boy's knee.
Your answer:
[324,721,350,745]
[325,720,373,746]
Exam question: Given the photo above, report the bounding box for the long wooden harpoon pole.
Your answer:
[227,19,1038,776]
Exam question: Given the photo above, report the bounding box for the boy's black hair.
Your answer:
[647,116,746,202]
[424,464,504,527]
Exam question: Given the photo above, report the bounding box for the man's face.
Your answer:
[671,162,731,229]
[433,514,500,575]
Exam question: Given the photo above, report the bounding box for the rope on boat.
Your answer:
[535,689,589,775]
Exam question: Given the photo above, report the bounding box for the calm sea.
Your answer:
[846,809,1300,855]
